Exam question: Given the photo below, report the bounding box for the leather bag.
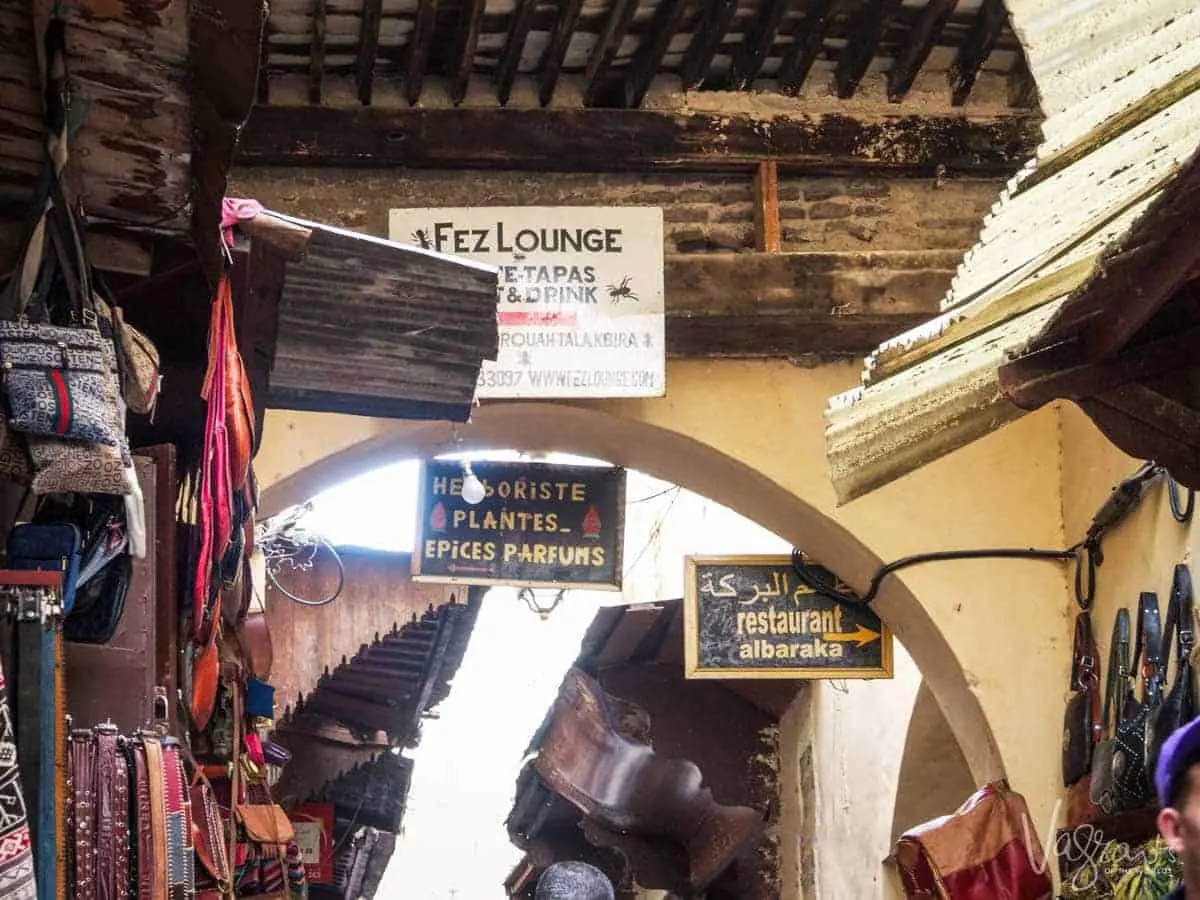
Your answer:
[1111,592,1163,812]
[1149,564,1196,777]
[1063,612,1101,786]
[1090,608,1133,813]
[893,781,1052,899]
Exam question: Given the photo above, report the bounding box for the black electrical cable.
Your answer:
[791,546,1079,609]
[792,460,1176,611]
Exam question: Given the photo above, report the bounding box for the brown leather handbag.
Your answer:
[1062,612,1102,786]
[894,782,1052,899]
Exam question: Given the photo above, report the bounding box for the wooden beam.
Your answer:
[1080,385,1200,490]
[539,0,587,106]
[887,0,957,102]
[257,22,271,105]
[949,0,1005,106]
[777,0,834,95]
[237,105,1041,176]
[309,0,328,105]
[356,0,383,105]
[834,0,903,99]
[624,0,690,108]
[405,0,439,106]
[678,0,738,90]
[1007,55,1037,109]
[753,162,780,253]
[451,0,487,105]
[999,324,1200,411]
[731,0,795,91]
[583,0,640,107]
[664,249,954,357]
[496,0,539,106]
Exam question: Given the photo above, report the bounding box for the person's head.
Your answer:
[534,861,615,900]
[1157,718,1200,881]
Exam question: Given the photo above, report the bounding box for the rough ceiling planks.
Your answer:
[257,0,1035,110]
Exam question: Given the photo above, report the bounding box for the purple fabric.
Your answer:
[1156,716,1200,806]
[534,861,615,900]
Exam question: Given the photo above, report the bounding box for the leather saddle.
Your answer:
[535,668,763,892]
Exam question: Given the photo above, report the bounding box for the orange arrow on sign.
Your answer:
[821,625,881,648]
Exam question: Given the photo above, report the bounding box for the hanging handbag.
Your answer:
[893,781,1052,899]
[1111,592,1163,812]
[1090,608,1134,812]
[94,297,160,416]
[1149,564,1196,776]
[1063,612,1102,786]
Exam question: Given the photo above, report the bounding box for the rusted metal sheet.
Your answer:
[270,575,482,814]
[260,212,499,422]
[262,547,455,713]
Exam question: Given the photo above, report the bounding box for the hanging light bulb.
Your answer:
[461,461,486,505]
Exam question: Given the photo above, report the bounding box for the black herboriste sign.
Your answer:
[412,460,625,589]
[683,556,893,680]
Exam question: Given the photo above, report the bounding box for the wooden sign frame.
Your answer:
[412,459,626,590]
[683,555,894,680]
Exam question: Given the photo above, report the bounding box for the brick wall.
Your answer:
[230,167,1001,256]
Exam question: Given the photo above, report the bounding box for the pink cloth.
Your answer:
[220,197,265,246]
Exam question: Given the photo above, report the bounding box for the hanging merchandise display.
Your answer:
[0,587,39,900]
[1062,611,1101,788]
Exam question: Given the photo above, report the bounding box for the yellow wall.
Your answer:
[257,358,1074,859]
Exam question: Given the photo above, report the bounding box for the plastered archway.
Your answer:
[259,400,1007,788]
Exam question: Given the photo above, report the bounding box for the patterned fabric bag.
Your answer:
[0,657,37,899]
[0,320,123,446]
[94,297,160,416]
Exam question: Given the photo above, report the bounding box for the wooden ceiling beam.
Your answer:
[949,0,1005,106]
[624,0,690,108]
[1080,385,1200,490]
[405,0,439,106]
[1007,55,1038,109]
[887,0,958,102]
[777,0,834,95]
[539,0,587,105]
[496,0,539,106]
[451,0,488,105]
[730,0,796,91]
[237,105,1040,175]
[998,323,1200,411]
[834,0,903,99]
[308,0,327,105]
[678,0,738,90]
[583,0,640,106]
[356,0,383,105]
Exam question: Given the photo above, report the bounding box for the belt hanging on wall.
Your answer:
[0,570,68,900]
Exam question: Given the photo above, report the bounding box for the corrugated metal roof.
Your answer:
[257,211,499,422]
[823,2,1200,503]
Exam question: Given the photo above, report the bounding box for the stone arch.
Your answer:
[260,401,1007,786]
[890,681,977,846]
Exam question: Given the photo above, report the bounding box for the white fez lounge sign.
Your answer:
[389,206,665,399]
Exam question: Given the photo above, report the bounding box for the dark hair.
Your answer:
[1167,744,1200,810]
[534,861,615,900]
